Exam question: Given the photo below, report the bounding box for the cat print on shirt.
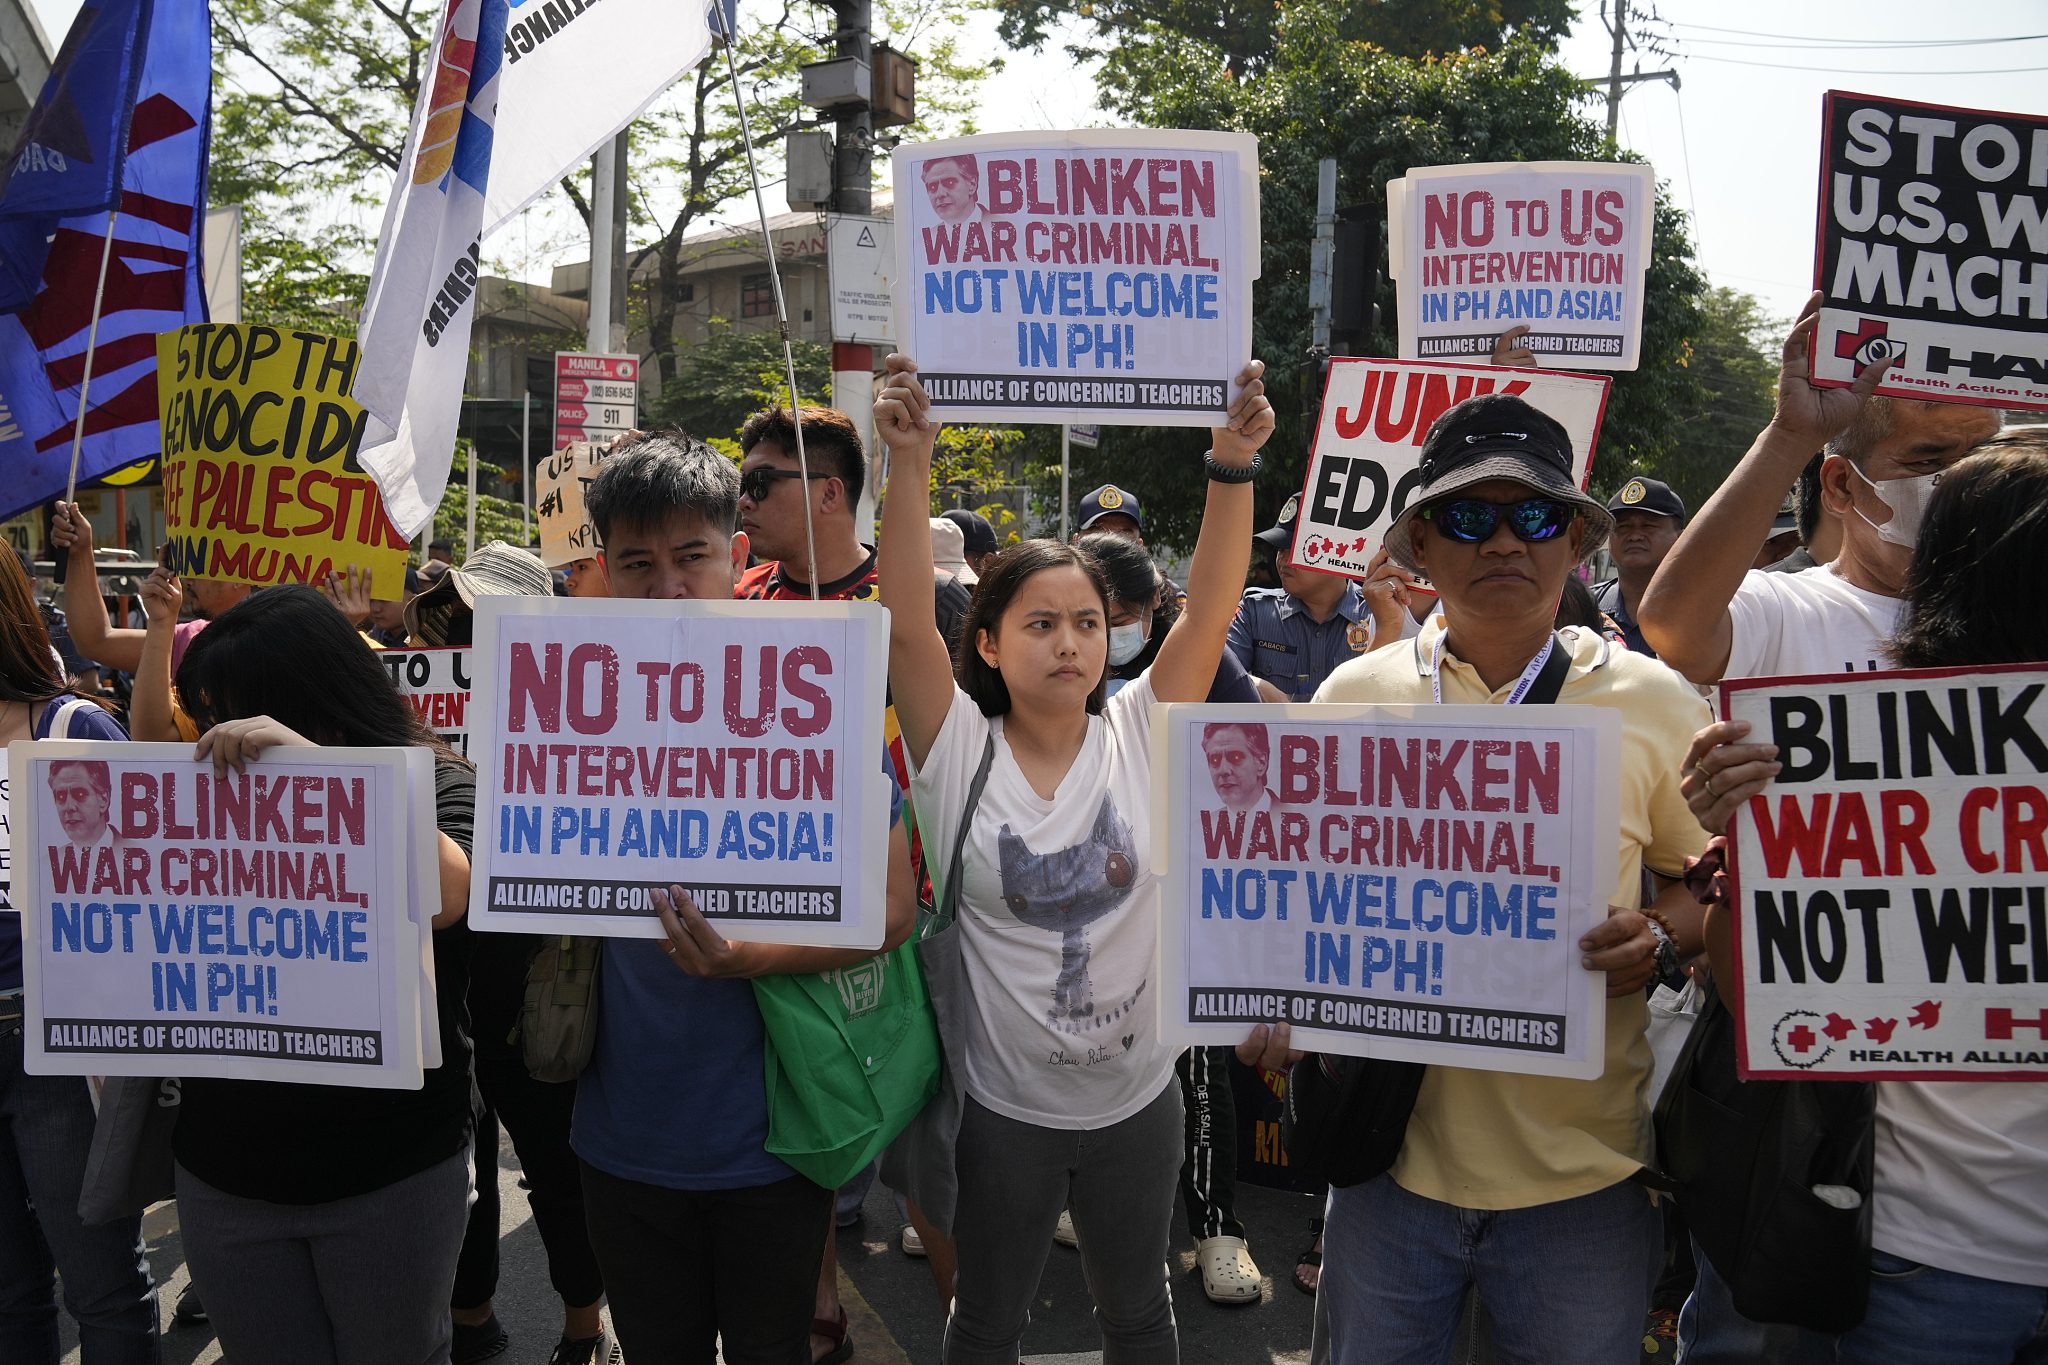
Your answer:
[997,795,1147,1038]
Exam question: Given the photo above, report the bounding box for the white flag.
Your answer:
[353,0,508,541]
[481,0,717,238]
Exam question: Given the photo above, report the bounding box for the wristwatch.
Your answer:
[1646,920,1677,979]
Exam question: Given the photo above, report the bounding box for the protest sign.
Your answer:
[157,325,412,599]
[554,353,638,451]
[827,214,896,346]
[1155,703,1620,1078]
[536,441,605,569]
[1810,92,2048,412]
[467,598,893,946]
[1289,359,1609,582]
[1724,666,2048,1080]
[1388,162,1655,371]
[383,647,474,759]
[9,742,429,1087]
[892,129,1260,426]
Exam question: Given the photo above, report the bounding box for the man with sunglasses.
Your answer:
[1243,392,1710,1364]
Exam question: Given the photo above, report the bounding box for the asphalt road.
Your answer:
[59,1120,1324,1365]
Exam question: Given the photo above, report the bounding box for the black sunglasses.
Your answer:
[1422,498,1579,543]
[739,466,831,502]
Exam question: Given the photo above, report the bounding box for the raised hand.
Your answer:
[139,566,183,628]
[1771,289,1897,451]
[874,353,936,459]
[320,564,375,628]
[1211,360,1272,467]
[1491,324,1536,367]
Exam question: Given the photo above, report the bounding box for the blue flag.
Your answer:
[0,0,209,521]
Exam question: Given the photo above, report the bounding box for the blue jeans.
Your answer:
[1323,1173,1660,1365]
[1835,1251,2048,1364]
[0,1023,161,1364]
[1680,1244,2048,1365]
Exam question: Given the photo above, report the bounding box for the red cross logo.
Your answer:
[1785,1024,1818,1053]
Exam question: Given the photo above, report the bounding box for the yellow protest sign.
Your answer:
[157,324,411,599]
[536,441,605,569]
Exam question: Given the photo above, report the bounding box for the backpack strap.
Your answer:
[930,733,997,937]
[1522,631,1574,706]
[36,695,96,740]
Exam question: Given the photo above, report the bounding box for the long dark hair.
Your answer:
[957,540,1112,717]
[176,584,463,763]
[1889,432,2048,669]
[1076,532,1155,612]
[0,550,66,705]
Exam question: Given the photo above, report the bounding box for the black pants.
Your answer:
[1176,1046,1243,1242]
[580,1161,831,1365]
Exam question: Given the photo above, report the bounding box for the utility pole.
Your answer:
[1597,0,1678,148]
[828,0,878,533]
[586,132,629,354]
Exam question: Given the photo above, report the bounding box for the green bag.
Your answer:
[753,938,943,1190]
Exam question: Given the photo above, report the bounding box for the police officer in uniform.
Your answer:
[1228,494,1387,701]
[1591,475,1684,657]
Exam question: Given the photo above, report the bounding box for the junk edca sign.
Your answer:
[1726,666,2048,1080]
[1812,92,2048,412]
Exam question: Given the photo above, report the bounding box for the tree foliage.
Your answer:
[1623,286,1780,512]
[651,326,833,448]
[1028,9,1711,550]
[431,441,535,553]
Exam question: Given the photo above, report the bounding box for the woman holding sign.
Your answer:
[875,352,1273,1364]
[163,586,482,1365]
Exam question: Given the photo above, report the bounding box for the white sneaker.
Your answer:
[1053,1210,1079,1248]
[1196,1235,1262,1304]
[902,1223,926,1257]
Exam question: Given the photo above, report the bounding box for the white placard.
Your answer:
[13,743,428,1087]
[1155,703,1618,1079]
[892,128,1259,426]
[1389,161,1655,371]
[383,647,474,760]
[467,598,893,946]
[1725,666,2048,1080]
[827,214,896,346]
[1291,359,1609,581]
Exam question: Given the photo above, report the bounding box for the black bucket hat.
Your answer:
[1381,393,1610,573]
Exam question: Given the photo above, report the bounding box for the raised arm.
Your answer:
[49,502,145,674]
[1637,291,1894,683]
[1150,361,1272,704]
[129,566,184,742]
[873,355,956,768]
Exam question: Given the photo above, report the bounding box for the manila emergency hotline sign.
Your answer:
[1726,667,2048,1080]
[892,129,1260,426]
[554,353,638,450]
[1155,704,1621,1079]
[1811,93,2048,412]
[1291,359,1608,582]
[10,743,430,1087]
[1390,162,1655,371]
[467,598,893,947]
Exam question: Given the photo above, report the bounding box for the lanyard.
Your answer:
[1430,632,1556,707]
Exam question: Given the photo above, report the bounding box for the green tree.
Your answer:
[1621,286,1781,513]
[652,326,833,446]
[1029,10,1708,551]
[431,441,535,555]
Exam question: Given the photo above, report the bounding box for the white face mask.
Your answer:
[1850,462,1942,548]
[1107,621,1147,666]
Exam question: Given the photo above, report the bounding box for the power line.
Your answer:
[1679,53,2048,75]
[1676,32,2048,50]
[1669,21,2048,46]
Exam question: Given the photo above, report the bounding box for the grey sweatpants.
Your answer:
[946,1078,1183,1365]
[176,1148,473,1365]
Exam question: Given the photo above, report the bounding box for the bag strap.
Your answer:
[930,733,997,937]
[38,695,94,740]
[1521,631,1573,706]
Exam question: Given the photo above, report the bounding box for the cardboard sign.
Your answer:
[1810,92,2048,412]
[10,742,432,1087]
[1290,359,1609,581]
[536,441,605,569]
[383,647,474,759]
[1389,162,1656,371]
[553,353,638,451]
[1725,666,2048,1080]
[892,129,1260,426]
[157,325,411,599]
[827,214,896,346]
[467,598,893,946]
[1155,703,1620,1079]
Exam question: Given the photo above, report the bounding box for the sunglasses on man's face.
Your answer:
[739,466,830,503]
[1422,498,1578,544]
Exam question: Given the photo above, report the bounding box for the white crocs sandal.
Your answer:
[1054,1210,1079,1248]
[1196,1235,1262,1304]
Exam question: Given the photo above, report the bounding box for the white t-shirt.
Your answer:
[910,676,1174,1129]
[1724,561,2048,1286]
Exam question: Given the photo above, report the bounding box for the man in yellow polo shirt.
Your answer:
[1249,393,1710,1363]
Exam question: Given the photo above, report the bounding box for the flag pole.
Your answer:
[713,2,821,601]
[52,209,120,587]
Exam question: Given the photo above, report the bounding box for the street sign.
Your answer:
[1066,423,1100,448]
[827,215,895,347]
[553,352,639,452]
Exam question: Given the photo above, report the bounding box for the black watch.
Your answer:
[1205,452,1260,483]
